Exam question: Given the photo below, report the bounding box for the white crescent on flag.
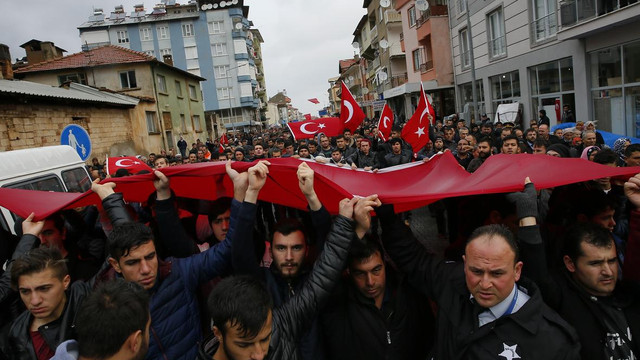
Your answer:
[300,122,318,135]
[383,116,390,128]
[344,100,354,124]
[115,159,137,167]
[419,107,429,124]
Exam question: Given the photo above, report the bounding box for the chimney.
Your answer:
[162,54,173,66]
[40,41,57,62]
[0,44,13,80]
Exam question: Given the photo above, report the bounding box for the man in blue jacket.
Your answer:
[92,161,248,360]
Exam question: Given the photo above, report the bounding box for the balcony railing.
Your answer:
[416,5,450,27]
[370,25,378,41]
[391,73,408,87]
[531,13,558,41]
[419,60,434,73]
[560,0,634,28]
[384,10,402,24]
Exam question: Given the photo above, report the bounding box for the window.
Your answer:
[146,111,159,133]
[408,6,417,27]
[180,114,187,132]
[488,9,506,58]
[120,70,137,89]
[208,20,224,34]
[157,75,167,93]
[160,48,172,57]
[217,87,232,100]
[460,28,470,69]
[532,0,557,42]
[412,49,423,71]
[491,71,521,108]
[117,30,129,44]
[61,168,91,193]
[212,43,227,56]
[215,65,229,79]
[140,27,153,41]
[175,80,183,97]
[182,23,194,37]
[457,0,467,14]
[144,50,155,57]
[58,73,87,85]
[193,115,202,132]
[157,26,170,39]
[185,46,198,59]
[189,84,198,100]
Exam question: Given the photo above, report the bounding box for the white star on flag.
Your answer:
[318,123,326,129]
[415,127,426,137]
[498,343,521,360]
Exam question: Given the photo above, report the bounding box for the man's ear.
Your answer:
[125,330,143,354]
[563,255,576,273]
[213,326,222,342]
[108,257,122,273]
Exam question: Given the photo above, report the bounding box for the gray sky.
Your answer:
[0,1,364,115]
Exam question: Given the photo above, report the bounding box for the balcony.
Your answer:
[384,10,402,24]
[388,42,405,58]
[370,25,379,41]
[390,72,408,87]
[560,0,640,30]
[419,60,434,73]
[416,5,449,27]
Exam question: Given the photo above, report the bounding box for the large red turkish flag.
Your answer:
[339,81,366,133]
[402,84,433,154]
[377,103,393,142]
[106,156,153,175]
[287,117,344,141]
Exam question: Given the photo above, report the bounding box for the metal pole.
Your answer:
[465,0,479,124]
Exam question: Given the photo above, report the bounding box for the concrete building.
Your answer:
[76,0,266,133]
[447,0,640,133]
[328,76,341,115]
[14,45,206,153]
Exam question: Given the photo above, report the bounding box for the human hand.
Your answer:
[248,160,270,192]
[153,170,171,201]
[22,212,45,237]
[354,194,382,238]
[338,197,358,219]
[351,163,358,170]
[505,177,537,220]
[91,178,116,200]
[624,173,640,210]
[297,162,315,197]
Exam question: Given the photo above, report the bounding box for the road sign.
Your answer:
[60,124,92,161]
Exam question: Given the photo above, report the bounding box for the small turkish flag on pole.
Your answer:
[287,117,344,141]
[219,133,229,153]
[304,114,312,121]
[377,103,393,142]
[106,156,153,176]
[402,84,433,154]
[340,81,366,132]
[308,98,320,104]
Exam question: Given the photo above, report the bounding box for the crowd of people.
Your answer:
[0,111,639,360]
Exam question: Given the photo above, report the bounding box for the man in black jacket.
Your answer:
[348,139,380,171]
[518,179,640,360]
[321,237,435,360]
[375,188,581,359]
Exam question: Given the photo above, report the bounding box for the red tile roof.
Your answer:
[14,45,155,74]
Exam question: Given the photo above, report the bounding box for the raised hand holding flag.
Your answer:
[377,103,394,142]
[340,81,366,132]
[401,84,433,154]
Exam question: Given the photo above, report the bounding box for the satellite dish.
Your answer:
[348,76,355,82]
[213,3,218,8]
[219,2,226,7]
[232,0,239,4]
[362,88,369,94]
[378,71,388,82]
[379,39,389,49]
[416,0,430,11]
[380,0,391,7]
[235,22,244,30]
[352,41,360,49]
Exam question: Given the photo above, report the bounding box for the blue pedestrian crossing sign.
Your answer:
[60,124,92,161]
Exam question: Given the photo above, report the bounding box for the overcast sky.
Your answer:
[0,1,365,114]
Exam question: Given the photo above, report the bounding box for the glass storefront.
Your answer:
[490,70,521,110]
[459,81,485,122]
[529,58,575,123]
[589,40,640,136]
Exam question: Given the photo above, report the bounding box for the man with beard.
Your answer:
[467,137,493,173]
[455,138,473,168]
[50,281,150,360]
[232,161,333,360]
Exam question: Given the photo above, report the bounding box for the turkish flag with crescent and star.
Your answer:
[287,117,344,141]
[106,156,153,176]
[377,103,394,142]
[402,84,433,154]
[339,81,366,132]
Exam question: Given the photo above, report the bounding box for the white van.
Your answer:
[0,145,91,234]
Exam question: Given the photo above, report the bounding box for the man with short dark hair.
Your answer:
[153,156,169,169]
[51,281,150,360]
[348,139,379,171]
[467,137,493,173]
[383,138,412,167]
[376,192,581,359]
[626,144,640,167]
[501,134,521,154]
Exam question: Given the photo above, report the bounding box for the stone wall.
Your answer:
[0,102,136,161]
